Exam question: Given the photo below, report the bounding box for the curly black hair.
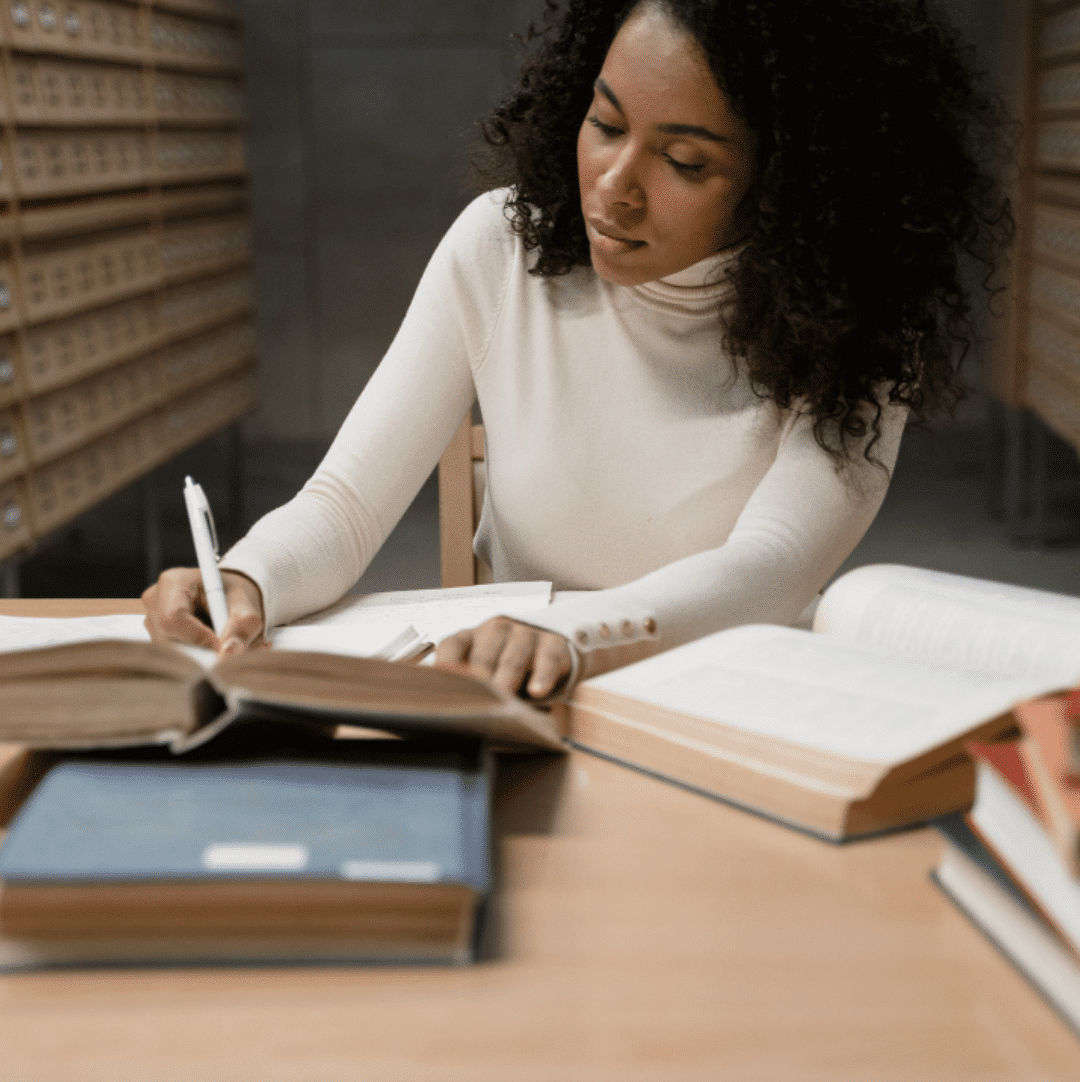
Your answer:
[476,0,1015,463]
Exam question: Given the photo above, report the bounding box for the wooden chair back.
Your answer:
[438,417,486,587]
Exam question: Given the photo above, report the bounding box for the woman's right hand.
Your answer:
[142,568,266,655]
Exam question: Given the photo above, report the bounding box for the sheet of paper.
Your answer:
[585,624,1063,766]
[272,582,553,658]
[0,583,552,664]
[268,621,420,660]
[0,614,151,653]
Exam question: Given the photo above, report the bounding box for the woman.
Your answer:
[144,0,1012,698]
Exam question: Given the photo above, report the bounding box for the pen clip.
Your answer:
[186,476,220,560]
[202,505,220,560]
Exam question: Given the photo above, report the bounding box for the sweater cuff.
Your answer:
[518,593,662,687]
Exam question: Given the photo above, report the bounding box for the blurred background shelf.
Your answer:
[0,0,255,589]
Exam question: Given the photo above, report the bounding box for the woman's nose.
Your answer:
[598,144,645,207]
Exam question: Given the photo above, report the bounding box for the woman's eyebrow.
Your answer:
[595,78,626,113]
[593,78,731,144]
[657,121,731,144]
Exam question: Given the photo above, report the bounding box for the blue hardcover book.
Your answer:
[0,732,491,969]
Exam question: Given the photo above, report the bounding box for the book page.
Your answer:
[0,614,151,653]
[584,625,1062,765]
[271,582,553,658]
[971,761,1080,954]
[814,564,1080,685]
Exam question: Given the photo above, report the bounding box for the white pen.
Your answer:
[183,475,229,636]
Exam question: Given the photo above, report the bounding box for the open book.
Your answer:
[0,583,563,753]
[565,564,1080,841]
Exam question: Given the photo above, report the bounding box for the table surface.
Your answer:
[1,598,1079,1082]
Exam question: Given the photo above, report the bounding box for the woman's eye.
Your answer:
[666,156,705,175]
[587,115,621,137]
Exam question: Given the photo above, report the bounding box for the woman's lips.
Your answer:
[586,220,646,255]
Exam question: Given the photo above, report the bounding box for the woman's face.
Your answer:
[576,4,758,286]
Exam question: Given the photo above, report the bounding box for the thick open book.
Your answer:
[0,583,563,753]
[565,565,1080,841]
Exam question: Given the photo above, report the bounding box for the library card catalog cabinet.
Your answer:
[0,0,256,565]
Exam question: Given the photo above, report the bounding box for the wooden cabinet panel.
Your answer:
[1041,5,1080,63]
[0,2,255,563]
[20,227,161,322]
[0,479,32,560]
[149,8,242,72]
[0,336,21,408]
[0,405,28,484]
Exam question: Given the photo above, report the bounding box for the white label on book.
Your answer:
[340,859,440,882]
[201,844,310,871]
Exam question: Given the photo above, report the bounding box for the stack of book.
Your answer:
[0,584,566,970]
[933,693,1080,1035]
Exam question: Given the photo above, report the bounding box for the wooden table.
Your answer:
[1,599,1079,1081]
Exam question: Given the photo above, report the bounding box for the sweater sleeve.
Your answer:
[521,402,907,682]
[219,193,514,628]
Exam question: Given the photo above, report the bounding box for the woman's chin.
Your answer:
[589,247,655,287]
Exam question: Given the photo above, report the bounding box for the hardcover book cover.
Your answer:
[0,726,493,968]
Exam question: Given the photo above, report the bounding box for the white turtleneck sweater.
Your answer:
[221,190,906,681]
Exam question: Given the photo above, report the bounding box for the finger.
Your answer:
[168,610,220,650]
[489,624,540,696]
[216,575,266,655]
[434,629,474,669]
[143,569,219,649]
[141,583,159,640]
[221,571,265,619]
[463,617,519,677]
[526,634,573,699]
[217,608,264,656]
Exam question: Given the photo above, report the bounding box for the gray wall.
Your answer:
[239,0,1006,441]
[241,0,544,440]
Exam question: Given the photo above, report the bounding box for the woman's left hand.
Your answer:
[434,617,573,700]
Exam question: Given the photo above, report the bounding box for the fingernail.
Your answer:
[222,637,243,655]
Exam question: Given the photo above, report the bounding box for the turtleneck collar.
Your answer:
[627,245,742,317]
